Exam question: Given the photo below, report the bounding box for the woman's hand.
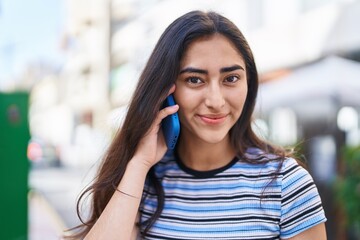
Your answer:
[131,85,179,170]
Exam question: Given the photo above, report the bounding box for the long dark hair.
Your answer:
[67,10,292,239]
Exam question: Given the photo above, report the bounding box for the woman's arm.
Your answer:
[284,222,327,240]
[83,86,179,240]
[84,160,148,240]
[130,214,140,240]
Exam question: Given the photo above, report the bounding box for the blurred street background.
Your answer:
[1,0,360,239]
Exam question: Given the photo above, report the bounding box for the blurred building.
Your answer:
[61,0,111,128]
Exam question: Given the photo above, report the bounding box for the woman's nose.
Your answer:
[204,84,225,110]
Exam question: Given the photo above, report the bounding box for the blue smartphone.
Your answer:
[161,95,180,149]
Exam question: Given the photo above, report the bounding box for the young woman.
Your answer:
[68,10,327,240]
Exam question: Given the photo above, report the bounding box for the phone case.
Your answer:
[161,95,180,149]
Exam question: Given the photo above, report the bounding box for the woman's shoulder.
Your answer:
[244,147,307,174]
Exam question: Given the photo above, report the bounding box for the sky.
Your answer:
[0,0,65,84]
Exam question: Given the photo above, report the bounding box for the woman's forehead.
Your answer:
[180,34,245,70]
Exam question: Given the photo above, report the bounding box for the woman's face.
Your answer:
[174,34,248,145]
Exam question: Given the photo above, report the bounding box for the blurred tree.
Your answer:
[335,146,360,239]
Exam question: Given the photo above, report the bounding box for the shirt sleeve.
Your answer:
[279,158,327,239]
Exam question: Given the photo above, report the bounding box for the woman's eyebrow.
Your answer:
[220,64,244,73]
[179,64,244,75]
[179,67,207,75]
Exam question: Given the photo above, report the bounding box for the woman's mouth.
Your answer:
[198,114,228,125]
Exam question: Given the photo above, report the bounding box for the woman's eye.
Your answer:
[224,75,239,83]
[186,77,203,84]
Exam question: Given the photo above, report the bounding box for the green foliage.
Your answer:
[335,146,360,226]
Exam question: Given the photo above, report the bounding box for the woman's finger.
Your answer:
[153,104,179,127]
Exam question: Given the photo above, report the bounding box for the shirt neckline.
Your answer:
[174,150,239,179]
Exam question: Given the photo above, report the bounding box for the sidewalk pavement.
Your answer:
[29,190,67,240]
[28,165,96,240]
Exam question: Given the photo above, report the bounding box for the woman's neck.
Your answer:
[176,135,236,171]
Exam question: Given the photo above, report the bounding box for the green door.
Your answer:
[0,92,30,240]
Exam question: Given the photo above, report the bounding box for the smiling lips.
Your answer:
[198,114,228,124]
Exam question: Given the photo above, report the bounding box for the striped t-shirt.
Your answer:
[139,148,326,239]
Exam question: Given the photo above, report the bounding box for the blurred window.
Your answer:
[308,135,336,184]
[269,107,298,146]
[337,106,360,146]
